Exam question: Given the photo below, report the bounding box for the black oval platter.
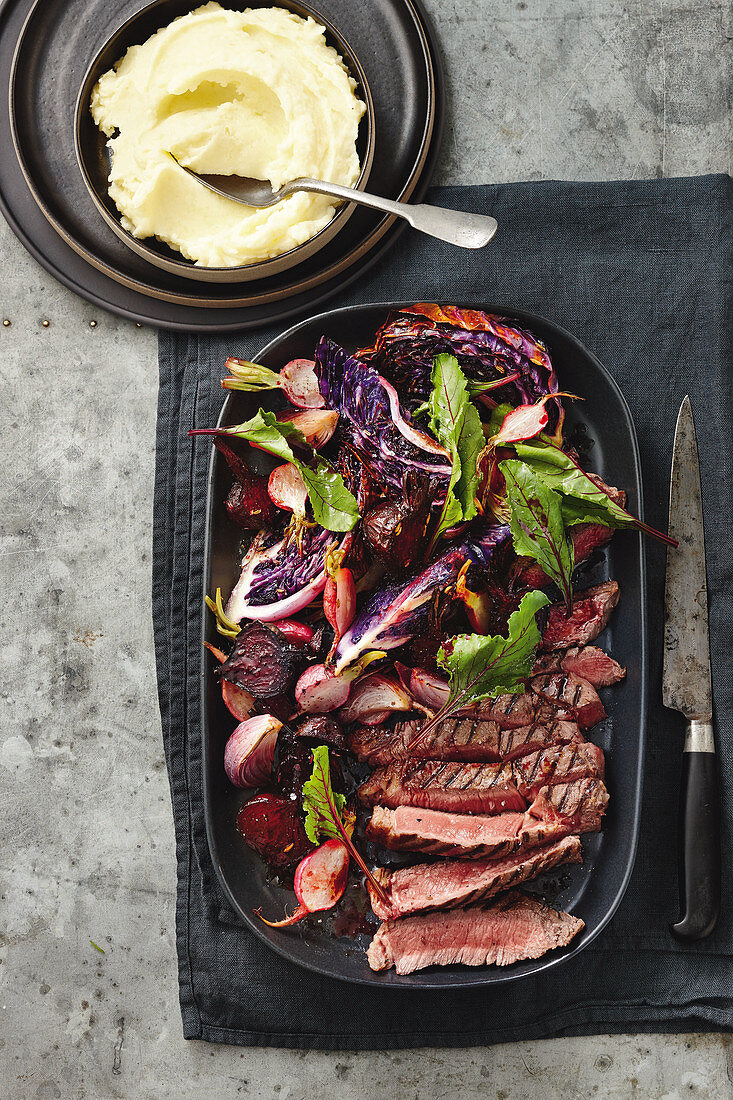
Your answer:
[201,302,648,989]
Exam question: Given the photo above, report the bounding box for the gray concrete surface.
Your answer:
[1,0,731,1097]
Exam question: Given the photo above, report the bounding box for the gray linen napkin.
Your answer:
[154,174,732,1046]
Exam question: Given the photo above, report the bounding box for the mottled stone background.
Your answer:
[1,0,731,1096]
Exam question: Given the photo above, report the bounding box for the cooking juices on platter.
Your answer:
[193,303,674,974]
[90,3,365,267]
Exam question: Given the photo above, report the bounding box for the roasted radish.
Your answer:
[268,463,308,515]
[323,565,356,641]
[222,357,324,409]
[258,840,349,927]
[295,664,351,714]
[222,681,255,722]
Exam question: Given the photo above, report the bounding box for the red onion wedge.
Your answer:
[222,356,324,409]
[338,671,414,726]
[277,408,339,449]
[224,714,282,788]
[258,839,349,927]
[395,663,450,711]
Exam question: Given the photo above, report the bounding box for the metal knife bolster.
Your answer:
[684,718,715,754]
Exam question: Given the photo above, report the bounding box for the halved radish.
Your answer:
[295,664,351,714]
[271,618,314,647]
[268,463,307,514]
[323,565,356,641]
[258,839,349,927]
[280,359,324,408]
[222,357,324,409]
[205,642,255,720]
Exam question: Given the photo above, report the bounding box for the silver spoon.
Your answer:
[171,158,498,249]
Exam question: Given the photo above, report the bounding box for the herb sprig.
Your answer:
[191,410,359,532]
[302,746,392,909]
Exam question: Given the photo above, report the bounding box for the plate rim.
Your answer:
[200,299,648,989]
[5,0,442,314]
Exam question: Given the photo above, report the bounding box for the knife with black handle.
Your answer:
[663,396,720,940]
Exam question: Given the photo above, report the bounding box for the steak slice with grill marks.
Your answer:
[529,671,607,728]
[357,742,604,814]
[368,834,583,920]
[541,778,610,831]
[348,717,583,766]
[541,581,620,651]
[367,891,585,974]
[533,645,626,688]
[367,786,604,860]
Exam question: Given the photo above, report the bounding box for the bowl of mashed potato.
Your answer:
[75,1,374,281]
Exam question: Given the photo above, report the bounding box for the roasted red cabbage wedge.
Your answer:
[333,525,511,674]
[358,304,562,440]
[314,337,451,494]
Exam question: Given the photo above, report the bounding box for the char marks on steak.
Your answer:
[358,758,525,814]
[533,646,626,688]
[368,834,583,920]
[358,743,604,813]
[366,786,604,860]
[367,891,585,974]
[541,778,610,831]
[349,717,583,766]
[541,581,620,651]
[530,671,607,728]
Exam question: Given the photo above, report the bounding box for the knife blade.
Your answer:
[663,395,720,940]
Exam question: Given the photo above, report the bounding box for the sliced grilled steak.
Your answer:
[533,645,626,688]
[358,743,604,813]
[541,581,620,651]
[477,691,538,729]
[349,717,582,766]
[358,758,525,814]
[513,740,604,791]
[541,778,610,831]
[529,671,607,728]
[367,892,585,973]
[367,803,559,859]
[368,834,583,919]
[367,785,602,859]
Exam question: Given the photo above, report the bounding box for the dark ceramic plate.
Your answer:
[74,0,376,284]
[202,302,648,988]
[0,0,442,327]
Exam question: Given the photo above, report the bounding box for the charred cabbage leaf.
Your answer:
[314,338,451,494]
[358,304,562,439]
[334,524,511,674]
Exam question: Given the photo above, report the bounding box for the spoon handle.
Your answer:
[285,178,498,249]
